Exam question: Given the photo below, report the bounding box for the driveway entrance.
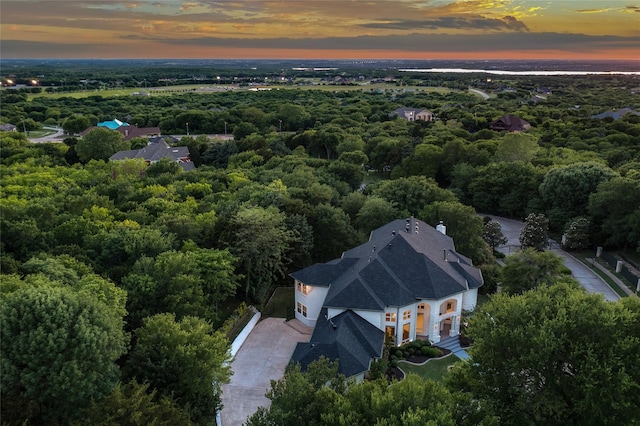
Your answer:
[220,318,311,426]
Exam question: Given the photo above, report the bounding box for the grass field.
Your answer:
[262,286,294,318]
[28,83,455,100]
[25,129,57,138]
[398,354,460,381]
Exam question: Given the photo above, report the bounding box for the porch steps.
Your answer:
[435,336,470,360]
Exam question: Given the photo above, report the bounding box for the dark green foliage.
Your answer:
[246,358,484,426]
[519,213,549,250]
[500,248,572,295]
[452,284,640,425]
[1,284,128,424]
[420,201,493,265]
[482,219,508,250]
[563,217,591,250]
[539,162,615,230]
[81,380,193,426]
[125,313,231,424]
[76,127,127,162]
[421,346,442,357]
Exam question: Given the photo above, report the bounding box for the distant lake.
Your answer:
[399,68,640,76]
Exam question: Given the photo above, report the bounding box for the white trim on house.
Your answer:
[294,279,328,328]
[294,288,474,344]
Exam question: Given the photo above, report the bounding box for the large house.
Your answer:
[290,218,483,380]
[109,138,195,171]
[490,114,531,132]
[390,107,434,122]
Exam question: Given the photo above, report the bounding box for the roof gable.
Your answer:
[109,139,194,170]
[291,309,384,378]
[290,257,358,287]
[490,114,530,132]
[315,218,479,310]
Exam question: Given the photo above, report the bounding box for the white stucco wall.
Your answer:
[351,309,385,329]
[462,288,479,311]
[294,281,329,328]
[230,308,261,357]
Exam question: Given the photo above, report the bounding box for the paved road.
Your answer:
[468,87,490,100]
[488,215,620,302]
[28,126,65,143]
[220,318,311,426]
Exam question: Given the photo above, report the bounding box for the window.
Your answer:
[385,312,396,323]
[403,310,411,321]
[402,323,411,344]
[446,302,453,313]
[296,302,307,317]
[296,282,310,295]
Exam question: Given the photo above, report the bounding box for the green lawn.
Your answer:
[28,83,454,100]
[397,354,460,381]
[572,252,631,297]
[25,129,57,138]
[262,286,294,318]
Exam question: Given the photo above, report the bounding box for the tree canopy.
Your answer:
[450,283,640,425]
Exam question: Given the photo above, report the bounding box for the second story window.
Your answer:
[385,312,396,323]
[403,310,411,321]
[296,282,310,295]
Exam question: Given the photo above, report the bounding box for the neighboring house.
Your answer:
[291,218,483,380]
[97,118,128,129]
[115,125,161,141]
[109,138,195,171]
[390,107,434,122]
[590,107,640,120]
[490,114,531,132]
[0,123,17,132]
[80,125,161,142]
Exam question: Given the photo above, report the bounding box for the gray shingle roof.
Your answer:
[291,308,384,378]
[109,139,195,171]
[294,218,483,311]
[590,107,640,120]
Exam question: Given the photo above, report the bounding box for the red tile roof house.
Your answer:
[109,138,195,171]
[489,114,531,132]
[290,218,483,380]
[80,125,161,142]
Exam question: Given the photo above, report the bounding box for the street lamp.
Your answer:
[279,119,282,132]
[186,122,189,136]
[224,121,227,136]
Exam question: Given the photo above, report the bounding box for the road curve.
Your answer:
[487,215,620,302]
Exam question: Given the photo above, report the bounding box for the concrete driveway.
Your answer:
[220,318,311,426]
[488,215,620,302]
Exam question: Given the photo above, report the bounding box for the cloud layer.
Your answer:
[1,0,638,59]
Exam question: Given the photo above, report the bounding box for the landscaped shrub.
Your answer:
[395,349,403,358]
[421,346,442,357]
[390,359,399,368]
[368,358,389,380]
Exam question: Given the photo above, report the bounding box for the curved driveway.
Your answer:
[488,215,620,302]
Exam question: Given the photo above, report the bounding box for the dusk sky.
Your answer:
[1,1,639,60]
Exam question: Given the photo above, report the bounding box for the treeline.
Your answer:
[1,74,639,424]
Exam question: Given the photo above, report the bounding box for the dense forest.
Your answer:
[2,66,640,425]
